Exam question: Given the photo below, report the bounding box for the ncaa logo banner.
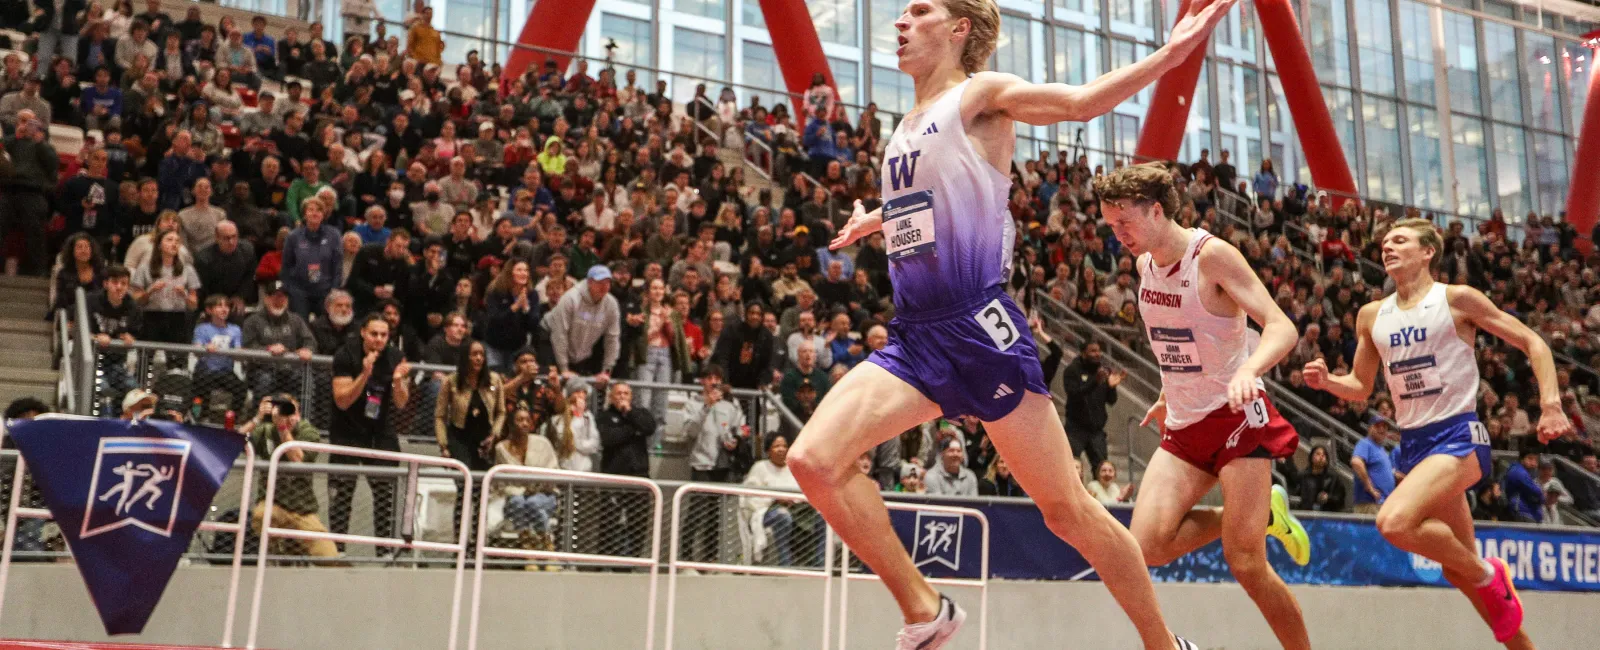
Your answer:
[6,417,246,635]
[885,508,981,580]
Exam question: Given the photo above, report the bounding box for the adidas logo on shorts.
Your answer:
[992,384,1014,400]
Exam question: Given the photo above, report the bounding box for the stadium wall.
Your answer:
[0,564,1596,649]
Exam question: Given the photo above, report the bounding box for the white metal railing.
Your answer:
[744,134,775,181]
[54,309,75,414]
[245,441,471,650]
[836,502,990,650]
[664,483,835,650]
[466,465,664,650]
[0,414,257,648]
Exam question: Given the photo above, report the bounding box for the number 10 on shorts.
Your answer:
[975,299,1020,352]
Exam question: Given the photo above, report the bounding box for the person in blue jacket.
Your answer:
[1501,449,1545,524]
[281,198,343,319]
[802,116,838,179]
[482,258,542,373]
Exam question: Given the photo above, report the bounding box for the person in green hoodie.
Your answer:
[536,135,568,176]
[238,394,338,559]
[284,159,330,225]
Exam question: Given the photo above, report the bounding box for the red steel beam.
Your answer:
[1135,0,1209,162]
[1254,0,1359,207]
[1563,33,1600,254]
[503,0,833,119]
[505,0,598,85]
[757,0,835,116]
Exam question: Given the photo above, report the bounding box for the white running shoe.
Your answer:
[1174,634,1200,649]
[894,595,966,650]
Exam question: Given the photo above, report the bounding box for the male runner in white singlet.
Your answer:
[1304,218,1569,648]
[1095,164,1312,650]
[787,0,1231,648]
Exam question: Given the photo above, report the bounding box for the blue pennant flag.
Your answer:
[6,416,246,635]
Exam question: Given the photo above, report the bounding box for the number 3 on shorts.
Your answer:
[975,298,1020,352]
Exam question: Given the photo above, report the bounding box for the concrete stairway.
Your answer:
[0,276,59,410]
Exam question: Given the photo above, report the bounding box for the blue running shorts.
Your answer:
[867,287,1050,422]
[1395,412,1492,480]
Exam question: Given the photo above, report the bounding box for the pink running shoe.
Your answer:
[1476,556,1524,643]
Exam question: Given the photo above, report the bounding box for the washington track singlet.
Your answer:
[879,78,1013,314]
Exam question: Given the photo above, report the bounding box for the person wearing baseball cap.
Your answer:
[121,389,158,420]
[1350,415,1396,514]
[544,265,621,382]
[238,393,337,558]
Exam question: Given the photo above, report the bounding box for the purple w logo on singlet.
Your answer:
[888,151,921,191]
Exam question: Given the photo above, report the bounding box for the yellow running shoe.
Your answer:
[1268,484,1311,566]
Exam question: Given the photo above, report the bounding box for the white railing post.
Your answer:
[245,442,472,650]
[837,502,989,650]
[465,466,664,650]
[663,483,833,650]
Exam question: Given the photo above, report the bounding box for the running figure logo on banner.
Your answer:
[913,511,964,571]
[81,438,192,539]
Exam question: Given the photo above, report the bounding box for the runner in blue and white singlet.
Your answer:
[1304,218,1572,645]
[1369,281,1491,478]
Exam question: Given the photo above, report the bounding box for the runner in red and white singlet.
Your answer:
[1097,164,1312,650]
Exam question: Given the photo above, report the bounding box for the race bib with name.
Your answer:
[1149,327,1202,373]
[883,189,937,261]
[1388,355,1444,400]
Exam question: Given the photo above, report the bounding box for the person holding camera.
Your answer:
[238,394,337,559]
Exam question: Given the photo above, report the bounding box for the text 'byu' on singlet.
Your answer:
[1137,229,1257,430]
[1370,282,1479,430]
[879,78,1014,314]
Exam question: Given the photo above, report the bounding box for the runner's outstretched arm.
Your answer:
[977,0,1235,125]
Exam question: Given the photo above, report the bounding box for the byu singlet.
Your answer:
[1137,229,1256,430]
[879,78,1014,314]
[1370,282,1479,430]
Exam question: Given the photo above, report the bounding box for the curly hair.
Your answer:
[1092,162,1180,220]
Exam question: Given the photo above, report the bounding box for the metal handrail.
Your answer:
[73,288,94,416]
[743,132,775,181]
[1217,186,1387,280]
[54,308,75,414]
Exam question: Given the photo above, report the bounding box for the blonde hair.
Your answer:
[1388,217,1443,269]
[943,0,1001,74]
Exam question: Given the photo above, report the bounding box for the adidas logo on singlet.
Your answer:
[992,384,1014,400]
[923,122,939,135]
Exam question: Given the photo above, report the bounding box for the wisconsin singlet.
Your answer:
[1370,282,1479,429]
[879,78,1014,314]
[1137,228,1257,430]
